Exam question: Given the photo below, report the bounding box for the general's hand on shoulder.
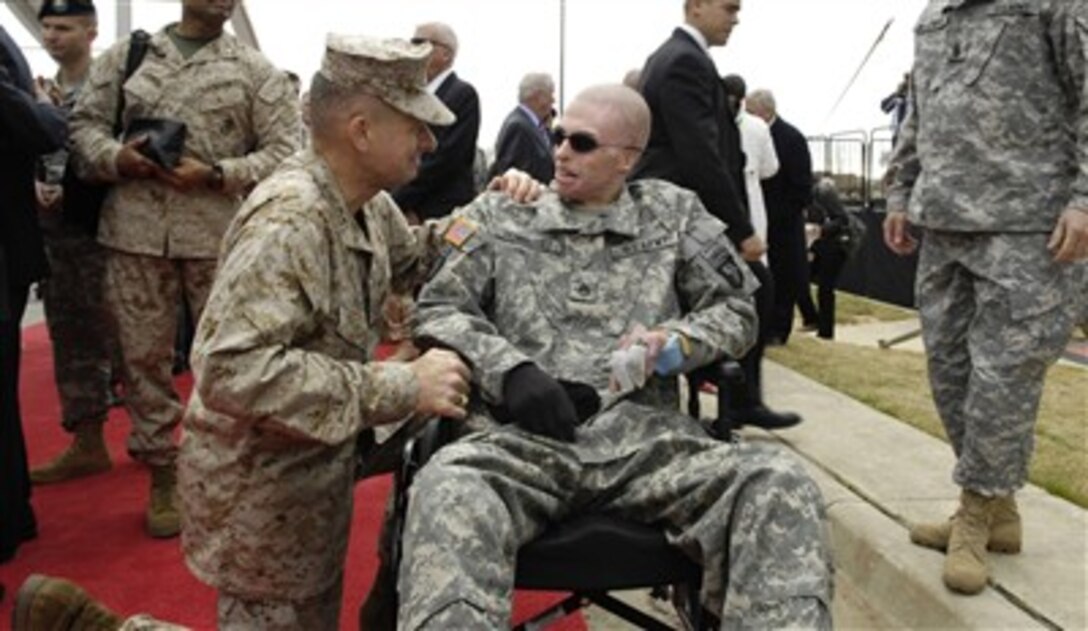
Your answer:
[488,168,545,204]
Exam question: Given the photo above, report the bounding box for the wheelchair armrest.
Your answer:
[391,417,456,573]
[685,357,744,441]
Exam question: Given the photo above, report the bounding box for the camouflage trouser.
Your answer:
[918,232,1087,496]
[217,574,342,630]
[397,431,833,630]
[41,227,115,430]
[105,250,216,467]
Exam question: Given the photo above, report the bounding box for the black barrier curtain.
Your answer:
[836,203,918,309]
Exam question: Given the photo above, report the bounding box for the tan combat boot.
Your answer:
[146,465,180,539]
[910,494,1021,554]
[13,574,122,631]
[29,423,112,484]
[943,490,1002,595]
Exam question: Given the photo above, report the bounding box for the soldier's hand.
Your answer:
[115,136,159,180]
[883,210,917,256]
[739,234,766,262]
[35,181,62,212]
[34,77,61,105]
[618,323,670,376]
[409,349,471,420]
[1048,208,1088,262]
[160,157,213,192]
[488,168,544,204]
[501,363,578,442]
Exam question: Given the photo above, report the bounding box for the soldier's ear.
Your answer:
[347,114,371,153]
[615,148,639,176]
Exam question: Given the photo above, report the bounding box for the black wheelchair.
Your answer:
[387,359,745,630]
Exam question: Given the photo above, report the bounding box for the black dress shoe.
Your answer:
[733,405,802,430]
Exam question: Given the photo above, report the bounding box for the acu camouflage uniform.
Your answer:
[398,180,833,630]
[37,75,114,432]
[178,150,447,624]
[888,0,1088,495]
[68,26,299,466]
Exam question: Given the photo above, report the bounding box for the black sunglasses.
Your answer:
[552,126,641,154]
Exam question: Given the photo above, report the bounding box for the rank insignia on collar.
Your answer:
[444,216,478,249]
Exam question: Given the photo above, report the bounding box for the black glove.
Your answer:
[500,363,579,442]
[558,380,601,423]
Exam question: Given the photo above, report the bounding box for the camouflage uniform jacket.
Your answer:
[415,179,759,463]
[69,25,299,258]
[179,150,443,600]
[888,0,1088,231]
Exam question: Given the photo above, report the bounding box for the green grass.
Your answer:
[768,292,1088,507]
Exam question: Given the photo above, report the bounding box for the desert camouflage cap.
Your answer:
[320,34,455,127]
[38,0,96,19]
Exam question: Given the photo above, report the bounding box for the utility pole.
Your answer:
[558,0,566,115]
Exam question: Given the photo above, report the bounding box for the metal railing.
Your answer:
[807,125,897,209]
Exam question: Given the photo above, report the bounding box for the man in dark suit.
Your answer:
[488,72,555,183]
[1,24,68,564]
[633,0,800,430]
[394,22,480,222]
[747,89,813,344]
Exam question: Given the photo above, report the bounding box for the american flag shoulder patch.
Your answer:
[444,217,478,249]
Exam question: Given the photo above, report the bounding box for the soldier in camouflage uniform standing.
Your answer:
[28,0,119,487]
[398,85,833,630]
[68,0,299,538]
[885,0,1088,595]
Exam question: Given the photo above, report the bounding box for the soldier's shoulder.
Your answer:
[458,190,541,233]
[629,178,696,200]
[237,163,325,232]
[628,179,702,223]
[88,34,144,75]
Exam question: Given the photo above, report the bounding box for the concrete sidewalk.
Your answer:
[759,361,1086,630]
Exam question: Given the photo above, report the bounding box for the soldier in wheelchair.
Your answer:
[392,84,833,630]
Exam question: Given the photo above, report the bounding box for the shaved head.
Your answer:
[570,84,651,151]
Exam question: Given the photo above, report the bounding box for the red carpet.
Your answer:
[0,323,584,630]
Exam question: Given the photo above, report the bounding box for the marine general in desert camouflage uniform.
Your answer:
[68,0,299,538]
[397,85,833,630]
[885,0,1088,595]
[176,35,482,629]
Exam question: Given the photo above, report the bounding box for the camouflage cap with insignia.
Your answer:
[38,0,96,19]
[320,34,455,127]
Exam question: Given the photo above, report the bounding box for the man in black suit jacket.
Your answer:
[633,0,800,430]
[393,22,480,222]
[747,89,813,344]
[1,24,67,564]
[488,72,555,183]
